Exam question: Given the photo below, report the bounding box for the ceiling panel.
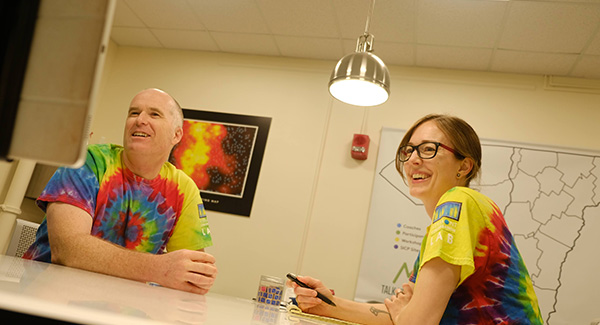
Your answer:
[256,0,340,38]
[112,0,144,27]
[110,27,162,47]
[498,1,600,53]
[213,32,280,56]
[125,0,205,30]
[492,50,578,75]
[372,41,415,66]
[152,29,219,52]
[109,0,600,81]
[333,0,373,39]
[333,0,415,43]
[417,45,493,71]
[571,55,600,79]
[370,0,416,43]
[417,0,507,48]
[187,0,270,34]
[585,32,600,55]
[275,36,345,61]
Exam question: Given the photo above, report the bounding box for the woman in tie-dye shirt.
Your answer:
[288,114,542,325]
[385,114,542,324]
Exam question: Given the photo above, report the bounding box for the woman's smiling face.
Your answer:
[403,120,464,208]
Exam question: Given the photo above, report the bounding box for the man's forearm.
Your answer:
[51,233,158,283]
[45,202,216,294]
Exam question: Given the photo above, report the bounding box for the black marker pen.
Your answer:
[286,273,336,307]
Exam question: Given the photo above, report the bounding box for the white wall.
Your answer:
[88,44,600,301]
[90,45,336,299]
[3,41,599,302]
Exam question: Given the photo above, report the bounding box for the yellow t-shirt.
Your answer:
[412,187,542,324]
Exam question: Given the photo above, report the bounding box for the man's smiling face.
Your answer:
[123,89,182,158]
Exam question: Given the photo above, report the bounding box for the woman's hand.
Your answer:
[384,282,414,324]
[286,275,335,316]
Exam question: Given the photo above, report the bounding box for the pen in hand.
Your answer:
[286,273,337,307]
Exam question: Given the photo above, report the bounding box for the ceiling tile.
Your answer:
[498,1,600,53]
[332,0,371,39]
[570,55,600,79]
[341,38,399,54]
[112,0,144,27]
[373,41,415,67]
[370,0,415,43]
[110,27,162,47]
[585,32,600,55]
[333,0,415,43]
[152,29,219,52]
[492,50,578,76]
[417,0,507,48]
[186,0,270,34]
[417,45,493,71]
[515,0,600,4]
[124,0,205,30]
[342,39,359,54]
[275,36,344,61]
[339,39,414,67]
[212,32,280,56]
[256,0,340,38]
[108,0,600,81]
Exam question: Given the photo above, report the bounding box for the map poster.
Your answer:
[355,127,600,324]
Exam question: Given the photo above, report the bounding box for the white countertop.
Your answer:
[0,255,336,324]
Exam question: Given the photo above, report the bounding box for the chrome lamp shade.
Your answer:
[328,51,390,106]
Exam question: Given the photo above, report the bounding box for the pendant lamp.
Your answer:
[328,0,390,107]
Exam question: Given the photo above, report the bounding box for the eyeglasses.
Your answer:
[396,142,460,163]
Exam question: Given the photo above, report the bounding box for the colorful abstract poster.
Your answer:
[170,109,271,217]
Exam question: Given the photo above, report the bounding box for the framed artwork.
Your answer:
[170,109,272,217]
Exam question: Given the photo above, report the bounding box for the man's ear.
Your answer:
[172,126,183,145]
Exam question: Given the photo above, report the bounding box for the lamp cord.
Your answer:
[361,106,369,134]
[364,0,376,34]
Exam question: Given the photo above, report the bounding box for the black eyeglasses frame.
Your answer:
[396,141,462,163]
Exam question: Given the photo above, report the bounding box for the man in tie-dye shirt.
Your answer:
[24,88,217,295]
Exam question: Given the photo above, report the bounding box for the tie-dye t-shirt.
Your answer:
[23,144,212,262]
[408,187,542,324]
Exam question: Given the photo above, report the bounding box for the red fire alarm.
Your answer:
[351,134,370,160]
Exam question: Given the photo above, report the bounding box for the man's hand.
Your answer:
[154,250,217,295]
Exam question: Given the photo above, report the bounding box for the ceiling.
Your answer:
[110,0,600,80]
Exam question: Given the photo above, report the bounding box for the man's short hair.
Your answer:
[171,97,184,130]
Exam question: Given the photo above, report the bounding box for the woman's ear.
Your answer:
[458,157,474,179]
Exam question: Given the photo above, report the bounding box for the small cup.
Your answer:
[252,303,280,323]
[256,275,285,306]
